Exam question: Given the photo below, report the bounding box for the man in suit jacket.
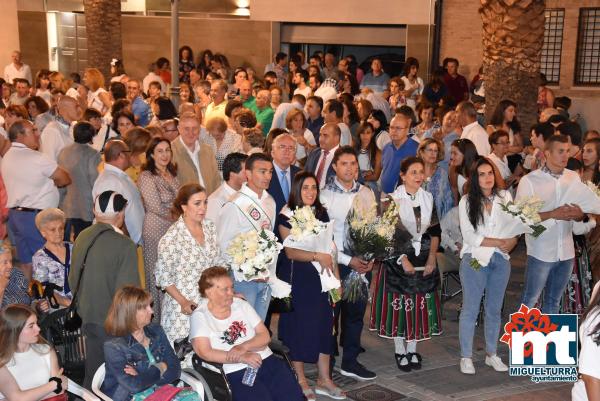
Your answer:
[268,134,301,214]
[170,112,221,195]
[304,122,341,189]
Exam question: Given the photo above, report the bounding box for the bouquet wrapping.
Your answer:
[470,196,545,270]
[282,206,341,300]
[558,179,600,215]
[227,229,291,298]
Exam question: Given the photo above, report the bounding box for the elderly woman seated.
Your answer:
[102,286,200,401]
[32,208,73,308]
[190,266,303,401]
[0,240,31,308]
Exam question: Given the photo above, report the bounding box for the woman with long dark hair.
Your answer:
[178,45,195,84]
[276,171,344,400]
[572,281,600,401]
[339,93,360,143]
[400,57,424,109]
[367,109,390,151]
[354,122,381,199]
[138,137,180,321]
[487,99,524,161]
[449,138,478,204]
[458,157,517,375]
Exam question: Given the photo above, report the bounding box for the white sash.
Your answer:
[231,192,273,231]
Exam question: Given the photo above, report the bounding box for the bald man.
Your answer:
[40,96,82,161]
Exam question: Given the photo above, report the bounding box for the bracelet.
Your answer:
[49,377,62,394]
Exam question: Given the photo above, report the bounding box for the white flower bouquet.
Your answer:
[283,206,341,303]
[343,197,399,302]
[470,196,545,270]
[585,181,600,198]
[227,229,290,298]
[559,179,600,215]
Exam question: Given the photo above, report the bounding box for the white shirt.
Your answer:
[461,121,490,156]
[488,152,511,179]
[91,125,119,152]
[1,143,59,209]
[515,167,590,262]
[320,179,375,266]
[189,298,272,374]
[217,183,276,257]
[572,293,600,401]
[338,122,353,146]
[93,164,145,244]
[375,130,391,151]
[40,120,74,162]
[206,182,237,224]
[0,344,51,399]
[458,191,512,260]
[179,136,205,187]
[294,86,312,99]
[3,62,32,84]
[316,144,339,189]
[87,88,109,115]
[142,72,166,95]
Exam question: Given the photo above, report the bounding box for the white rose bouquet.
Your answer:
[283,206,341,303]
[227,229,290,298]
[500,196,546,238]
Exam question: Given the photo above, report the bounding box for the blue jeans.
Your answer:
[521,256,574,314]
[459,252,510,358]
[234,280,271,321]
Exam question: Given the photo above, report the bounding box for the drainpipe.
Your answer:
[431,0,443,73]
[170,0,180,109]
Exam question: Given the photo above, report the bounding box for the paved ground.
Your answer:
[275,240,575,401]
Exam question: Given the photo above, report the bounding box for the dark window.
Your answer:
[541,9,565,85]
[575,8,600,86]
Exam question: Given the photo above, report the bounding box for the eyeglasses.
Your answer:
[276,145,295,152]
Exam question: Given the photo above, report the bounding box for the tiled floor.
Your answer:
[275,240,575,401]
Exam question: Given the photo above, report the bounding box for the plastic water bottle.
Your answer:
[241,365,258,386]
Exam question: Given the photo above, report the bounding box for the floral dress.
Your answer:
[155,217,226,344]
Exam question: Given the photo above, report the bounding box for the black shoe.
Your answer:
[340,362,377,380]
[395,353,411,372]
[407,352,422,370]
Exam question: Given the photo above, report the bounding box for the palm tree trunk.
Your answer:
[83,0,122,81]
[480,0,545,131]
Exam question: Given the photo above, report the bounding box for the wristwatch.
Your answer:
[397,254,407,265]
[49,377,62,394]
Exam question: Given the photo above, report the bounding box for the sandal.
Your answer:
[299,381,316,401]
[315,382,347,400]
[395,353,411,372]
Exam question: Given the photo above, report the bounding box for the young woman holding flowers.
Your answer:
[458,157,517,375]
[276,171,345,400]
[370,157,442,372]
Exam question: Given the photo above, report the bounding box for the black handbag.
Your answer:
[268,261,294,314]
[64,229,111,331]
[383,258,440,295]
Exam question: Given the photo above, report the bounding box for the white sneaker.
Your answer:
[460,358,475,374]
[485,354,508,372]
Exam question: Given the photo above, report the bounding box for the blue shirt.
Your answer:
[380,139,418,194]
[439,131,459,171]
[131,96,152,127]
[360,72,390,94]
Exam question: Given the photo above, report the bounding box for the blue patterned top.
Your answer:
[1,268,31,308]
[423,166,454,221]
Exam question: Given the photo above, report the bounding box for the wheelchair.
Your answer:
[175,338,296,401]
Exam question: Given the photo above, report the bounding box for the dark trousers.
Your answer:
[83,322,107,389]
[64,218,92,241]
[332,264,370,367]
[226,355,303,401]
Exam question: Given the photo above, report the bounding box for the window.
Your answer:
[541,9,564,85]
[575,8,600,86]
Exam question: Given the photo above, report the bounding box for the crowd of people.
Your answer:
[0,45,599,401]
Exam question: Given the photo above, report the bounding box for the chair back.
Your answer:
[91,363,112,401]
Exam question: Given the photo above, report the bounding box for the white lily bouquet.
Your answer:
[282,206,341,303]
[470,196,545,270]
[343,197,398,302]
[227,229,291,298]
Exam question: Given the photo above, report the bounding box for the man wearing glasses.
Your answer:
[380,114,419,195]
[126,79,151,127]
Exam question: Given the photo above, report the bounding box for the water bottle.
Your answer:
[241,365,258,386]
